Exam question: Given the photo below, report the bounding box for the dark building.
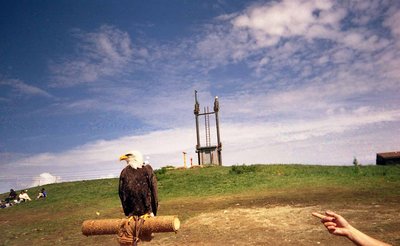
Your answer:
[376,151,400,165]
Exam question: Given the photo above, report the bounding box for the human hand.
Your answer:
[313,211,392,246]
[312,211,353,237]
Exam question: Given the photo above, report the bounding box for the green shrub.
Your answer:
[229,164,256,174]
[155,167,168,178]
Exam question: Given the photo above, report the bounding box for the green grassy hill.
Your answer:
[1,164,399,245]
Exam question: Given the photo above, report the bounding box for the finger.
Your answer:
[323,216,336,222]
[324,222,337,227]
[325,211,340,219]
[312,212,326,219]
[327,227,337,234]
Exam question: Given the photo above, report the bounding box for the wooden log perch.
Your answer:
[82,216,180,236]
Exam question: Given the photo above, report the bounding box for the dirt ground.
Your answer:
[2,180,399,245]
[146,204,399,245]
[77,189,400,245]
[124,190,400,246]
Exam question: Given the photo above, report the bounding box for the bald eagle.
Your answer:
[119,151,158,217]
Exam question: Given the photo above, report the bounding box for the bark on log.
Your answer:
[82,216,180,236]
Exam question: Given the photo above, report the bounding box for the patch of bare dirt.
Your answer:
[146,203,399,246]
[77,189,400,245]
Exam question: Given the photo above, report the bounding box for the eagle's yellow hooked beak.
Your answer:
[119,155,128,161]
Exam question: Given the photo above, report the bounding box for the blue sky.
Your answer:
[1,0,399,193]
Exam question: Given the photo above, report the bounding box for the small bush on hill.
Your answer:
[155,165,177,179]
[229,164,256,174]
[155,167,168,178]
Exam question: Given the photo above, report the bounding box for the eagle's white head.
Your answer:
[119,150,144,169]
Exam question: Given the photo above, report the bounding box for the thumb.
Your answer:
[329,227,346,236]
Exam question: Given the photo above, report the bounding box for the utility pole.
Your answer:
[214,96,222,165]
[183,152,187,168]
[194,90,201,165]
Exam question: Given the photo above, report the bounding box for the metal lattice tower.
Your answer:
[194,91,222,166]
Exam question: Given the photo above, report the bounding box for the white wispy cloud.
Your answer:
[49,25,135,87]
[31,172,60,187]
[0,78,53,98]
[230,0,389,51]
[193,0,394,72]
[185,0,400,125]
[385,9,400,41]
[42,0,400,132]
[47,77,212,130]
[43,0,400,145]
[3,127,196,174]
[232,0,335,46]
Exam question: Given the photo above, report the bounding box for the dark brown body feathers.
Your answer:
[118,165,158,216]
